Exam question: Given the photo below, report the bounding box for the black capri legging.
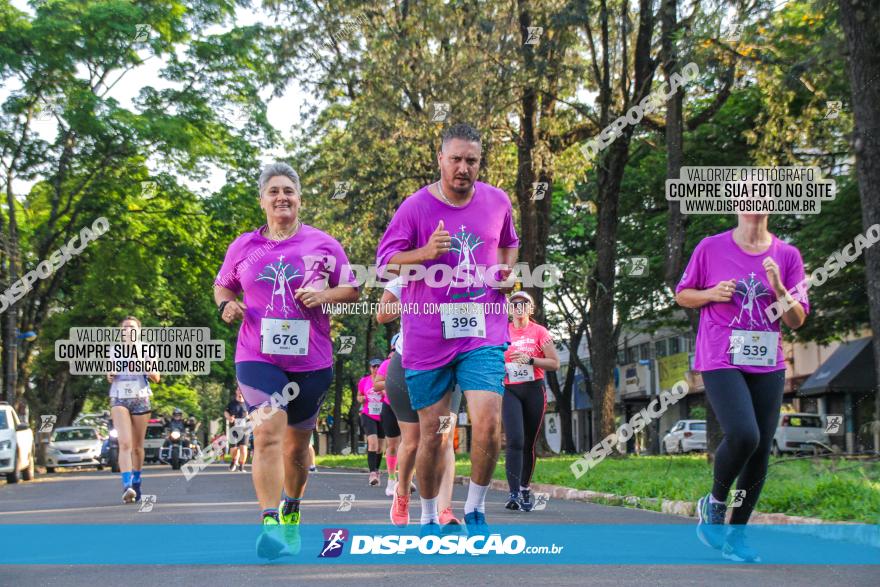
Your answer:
[502,380,547,494]
[360,413,385,439]
[702,368,785,525]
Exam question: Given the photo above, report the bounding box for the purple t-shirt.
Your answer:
[375,182,520,370]
[215,224,358,371]
[675,230,810,373]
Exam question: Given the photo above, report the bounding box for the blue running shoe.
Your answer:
[464,511,489,535]
[696,493,728,550]
[519,489,533,512]
[722,526,761,563]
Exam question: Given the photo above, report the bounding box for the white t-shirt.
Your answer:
[385,277,404,356]
[108,344,152,398]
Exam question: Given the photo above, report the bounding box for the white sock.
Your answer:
[464,481,490,515]
[519,486,529,492]
[420,496,439,525]
[709,493,725,505]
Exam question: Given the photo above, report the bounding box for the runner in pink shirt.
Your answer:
[214,162,359,559]
[375,123,519,533]
[357,361,386,486]
[676,214,808,562]
[502,291,559,512]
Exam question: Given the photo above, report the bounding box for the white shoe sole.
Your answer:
[122,488,137,504]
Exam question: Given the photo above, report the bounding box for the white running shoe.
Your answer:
[122,487,137,504]
[385,477,396,496]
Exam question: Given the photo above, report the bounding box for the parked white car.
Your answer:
[772,413,829,455]
[0,402,36,483]
[45,426,104,473]
[662,419,707,454]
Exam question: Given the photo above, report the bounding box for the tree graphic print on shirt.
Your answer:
[257,255,303,317]
[448,224,485,300]
[728,272,772,330]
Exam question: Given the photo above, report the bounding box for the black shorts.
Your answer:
[361,413,384,439]
[380,402,400,438]
[229,426,249,447]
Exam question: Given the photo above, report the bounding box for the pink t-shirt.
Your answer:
[504,321,553,384]
[375,182,520,370]
[675,230,809,373]
[358,374,383,421]
[215,224,359,371]
[377,359,392,405]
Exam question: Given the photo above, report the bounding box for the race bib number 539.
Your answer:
[730,330,778,367]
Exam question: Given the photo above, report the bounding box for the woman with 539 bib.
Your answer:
[675,212,808,562]
[214,162,359,559]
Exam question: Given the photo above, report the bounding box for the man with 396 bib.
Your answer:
[376,123,519,534]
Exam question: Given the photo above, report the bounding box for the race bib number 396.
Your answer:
[261,318,310,356]
[440,303,486,340]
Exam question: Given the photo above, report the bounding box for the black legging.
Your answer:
[502,380,546,494]
[702,368,785,524]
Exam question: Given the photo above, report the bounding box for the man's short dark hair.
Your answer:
[440,123,481,151]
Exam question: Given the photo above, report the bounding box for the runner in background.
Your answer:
[224,387,249,472]
[373,352,402,496]
[675,212,808,562]
[357,360,385,486]
[502,291,558,512]
[377,281,462,531]
[107,316,160,504]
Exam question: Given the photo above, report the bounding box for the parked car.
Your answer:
[772,413,829,455]
[45,427,103,473]
[72,412,110,438]
[0,402,36,483]
[661,419,707,454]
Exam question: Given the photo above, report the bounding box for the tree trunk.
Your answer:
[547,370,575,453]
[838,0,880,452]
[589,141,631,441]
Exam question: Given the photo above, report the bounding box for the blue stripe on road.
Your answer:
[1,524,877,565]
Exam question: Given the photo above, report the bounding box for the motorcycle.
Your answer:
[99,414,119,473]
[158,412,198,470]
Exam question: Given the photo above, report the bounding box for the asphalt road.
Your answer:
[0,464,877,586]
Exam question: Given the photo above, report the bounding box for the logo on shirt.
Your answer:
[448,224,486,299]
[257,255,303,317]
[728,272,772,330]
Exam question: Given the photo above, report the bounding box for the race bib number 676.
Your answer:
[261,318,310,356]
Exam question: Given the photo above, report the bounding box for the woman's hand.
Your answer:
[763,256,786,296]
[295,287,327,308]
[510,351,531,364]
[706,279,737,303]
[221,301,247,323]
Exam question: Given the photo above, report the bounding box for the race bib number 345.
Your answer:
[261,318,310,356]
[730,330,778,367]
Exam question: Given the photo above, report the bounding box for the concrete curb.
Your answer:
[453,475,853,526]
[331,467,876,547]
[327,466,860,526]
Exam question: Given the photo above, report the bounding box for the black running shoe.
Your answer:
[504,491,521,511]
